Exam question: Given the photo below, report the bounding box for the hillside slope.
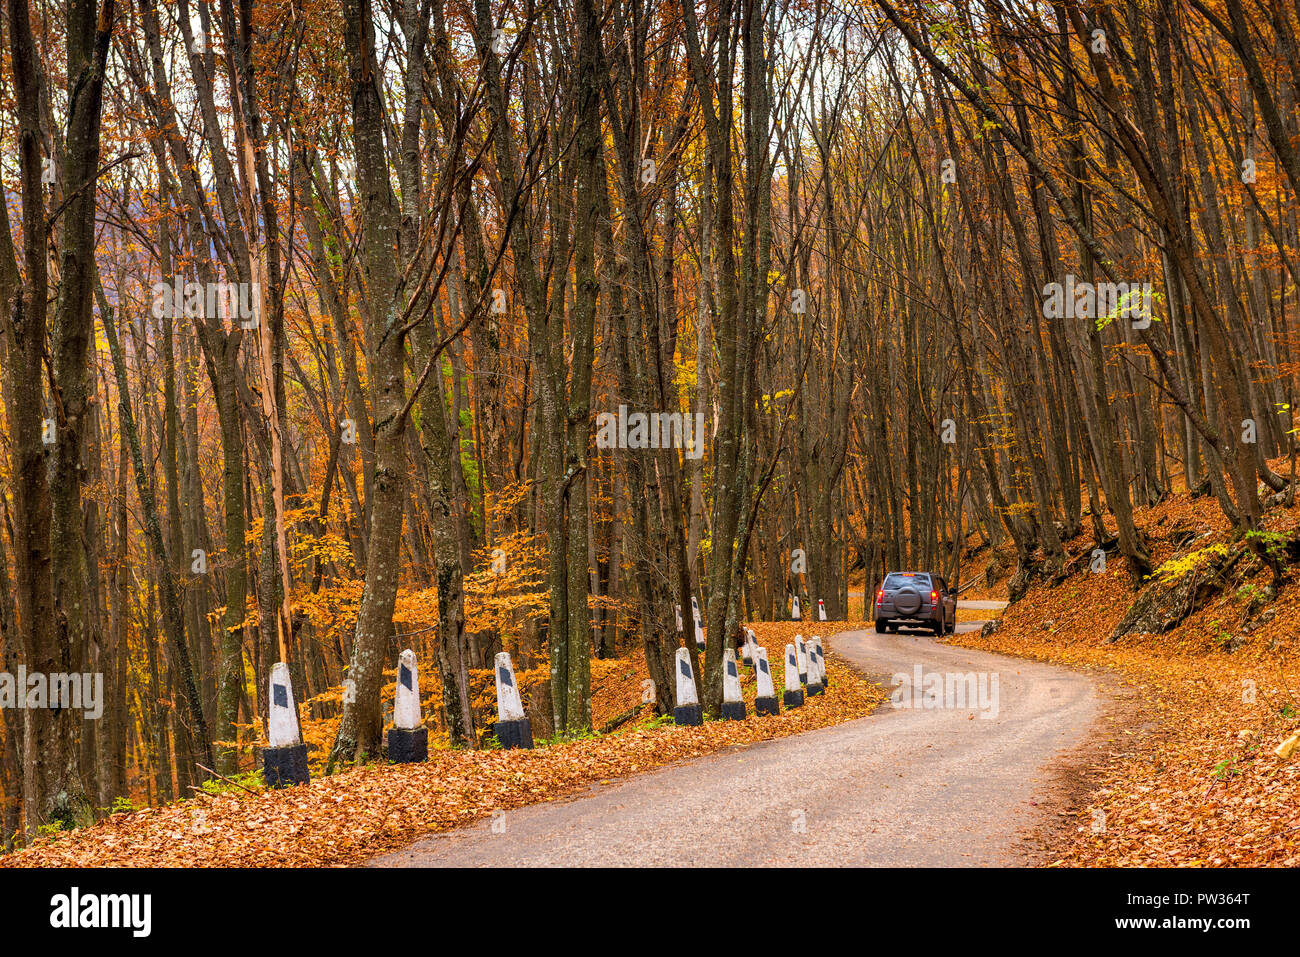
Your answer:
[953,484,1300,865]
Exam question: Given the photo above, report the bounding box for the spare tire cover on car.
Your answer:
[894,587,922,614]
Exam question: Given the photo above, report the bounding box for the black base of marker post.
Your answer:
[783,690,804,709]
[387,727,428,763]
[806,680,824,697]
[720,701,747,721]
[263,743,310,788]
[495,717,534,749]
[755,695,779,716]
[674,704,702,726]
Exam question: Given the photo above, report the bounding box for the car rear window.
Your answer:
[884,573,929,588]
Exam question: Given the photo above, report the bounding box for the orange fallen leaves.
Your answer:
[953,489,1300,867]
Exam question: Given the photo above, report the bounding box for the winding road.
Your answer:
[370,604,1105,867]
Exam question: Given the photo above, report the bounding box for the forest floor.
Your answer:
[949,488,1300,865]
[0,622,882,867]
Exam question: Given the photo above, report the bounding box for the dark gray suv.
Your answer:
[874,571,956,635]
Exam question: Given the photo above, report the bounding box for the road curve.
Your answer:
[369,614,1101,867]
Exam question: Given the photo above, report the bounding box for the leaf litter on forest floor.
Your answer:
[951,489,1300,867]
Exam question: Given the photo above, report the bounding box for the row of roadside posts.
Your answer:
[673,629,827,726]
[679,595,831,654]
[790,596,829,622]
[260,629,830,788]
[261,649,535,789]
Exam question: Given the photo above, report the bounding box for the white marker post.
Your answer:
[815,635,829,689]
[817,599,827,621]
[673,647,702,726]
[494,652,533,749]
[806,635,824,697]
[691,596,705,651]
[263,662,309,787]
[783,643,804,709]
[721,648,747,720]
[792,594,802,621]
[754,646,779,716]
[387,649,428,763]
[795,635,808,685]
[741,627,756,667]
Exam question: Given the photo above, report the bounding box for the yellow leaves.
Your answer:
[1153,543,1231,583]
[760,388,794,413]
[290,531,354,570]
[296,578,362,635]
[393,586,441,627]
[463,493,550,636]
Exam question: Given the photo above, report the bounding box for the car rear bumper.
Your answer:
[875,605,937,619]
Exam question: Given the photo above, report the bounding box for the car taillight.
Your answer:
[875,589,884,604]
[930,590,938,602]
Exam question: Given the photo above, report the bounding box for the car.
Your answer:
[873,571,956,636]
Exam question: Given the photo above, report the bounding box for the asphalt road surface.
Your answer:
[370,606,1102,867]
